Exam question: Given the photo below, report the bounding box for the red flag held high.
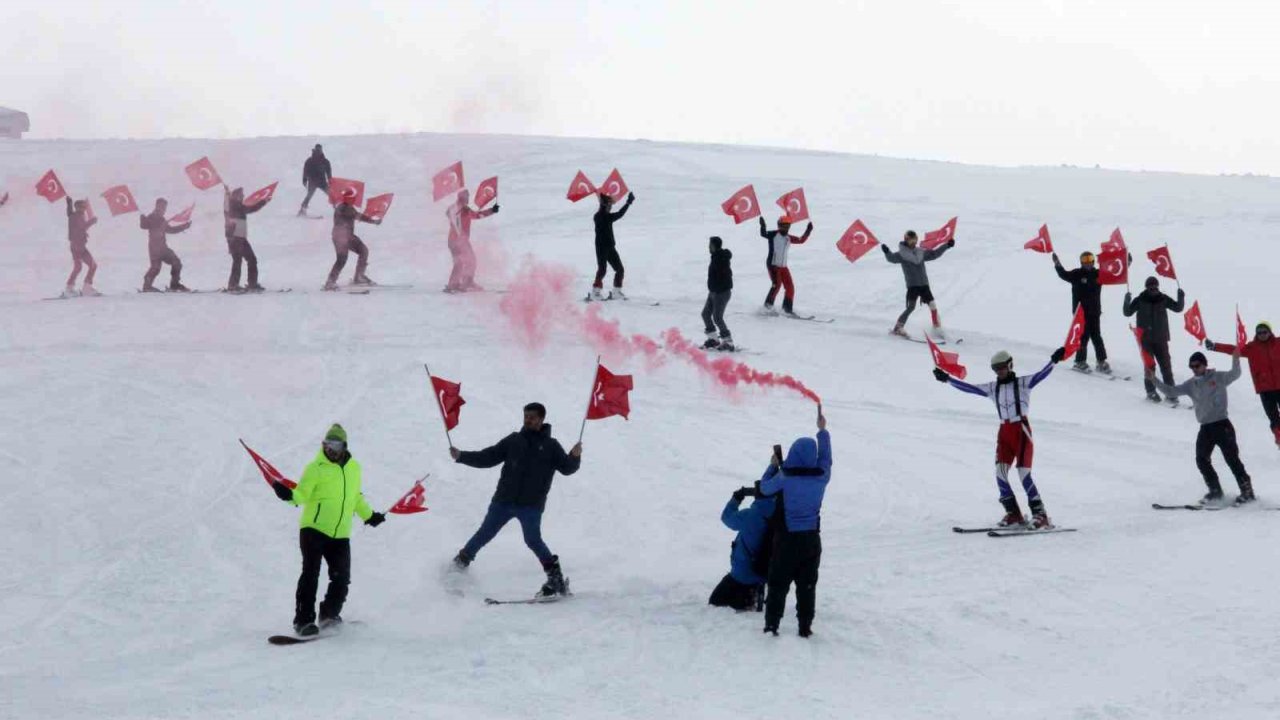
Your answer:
[185,156,222,190]
[101,185,138,216]
[244,181,278,207]
[836,219,880,263]
[721,184,761,224]
[328,177,365,207]
[926,334,967,380]
[1063,305,1086,358]
[587,364,634,420]
[566,170,597,203]
[921,216,958,250]
[1237,307,1248,347]
[1097,247,1129,286]
[1147,245,1177,280]
[1183,301,1206,342]
[1131,326,1155,370]
[167,202,195,226]
[475,176,498,208]
[1025,224,1053,253]
[432,162,465,202]
[36,170,66,203]
[601,168,629,203]
[431,376,466,431]
[388,477,429,515]
[239,439,297,490]
[775,187,809,223]
[1102,228,1127,253]
[364,193,394,221]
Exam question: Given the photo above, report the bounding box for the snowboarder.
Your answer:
[298,143,332,217]
[755,406,830,637]
[882,230,954,339]
[1147,350,1254,504]
[589,191,635,300]
[449,403,583,598]
[1053,250,1110,373]
[757,215,813,316]
[64,196,99,297]
[702,236,734,350]
[933,347,1067,529]
[1206,321,1280,449]
[324,188,381,290]
[444,188,499,292]
[710,484,776,612]
[1123,276,1186,404]
[140,198,192,292]
[223,186,270,292]
[269,424,386,636]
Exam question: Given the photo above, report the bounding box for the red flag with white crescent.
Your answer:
[600,169,629,203]
[239,439,297,490]
[1102,228,1127,253]
[587,364,634,420]
[720,185,761,224]
[430,375,466,431]
[1063,305,1086,358]
[775,187,809,223]
[1147,245,1177,280]
[836,219,880,263]
[185,156,223,191]
[1131,326,1156,370]
[474,176,498,208]
[1024,224,1053,253]
[328,177,365,207]
[1183,301,1206,342]
[566,170,597,203]
[364,193,394,221]
[1237,307,1248,347]
[1097,247,1129,286]
[244,181,278,207]
[388,476,430,515]
[101,185,139,216]
[167,202,195,226]
[926,334,967,380]
[35,169,66,203]
[432,162,465,202]
[921,216,958,251]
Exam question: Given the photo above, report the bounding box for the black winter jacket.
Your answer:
[303,151,332,188]
[593,198,633,246]
[708,248,733,292]
[456,424,580,510]
[1054,264,1103,316]
[1123,287,1185,343]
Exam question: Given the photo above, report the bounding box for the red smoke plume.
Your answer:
[660,328,821,403]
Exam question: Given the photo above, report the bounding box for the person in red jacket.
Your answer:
[444,189,499,293]
[1206,321,1280,448]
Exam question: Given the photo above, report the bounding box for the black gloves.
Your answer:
[933,367,950,383]
[881,244,891,255]
[1051,347,1066,364]
[626,192,635,203]
[492,204,500,213]
[272,482,293,502]
[732,487,749,502]
[366,512,386,527]
[947,238,956,248]
[1204,340,1215,351]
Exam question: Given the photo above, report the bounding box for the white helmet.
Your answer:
[990,350,1013,368]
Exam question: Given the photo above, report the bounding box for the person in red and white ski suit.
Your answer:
[444,189,499,292]
[933,347,1066,528]
[758,215,812,316]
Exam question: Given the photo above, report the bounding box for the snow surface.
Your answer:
[2,133,1279,720]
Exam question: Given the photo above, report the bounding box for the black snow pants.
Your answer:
[708,573,760,611]
[1195,419,1250,493]
[764,531,821,632]
[294,527,351,626]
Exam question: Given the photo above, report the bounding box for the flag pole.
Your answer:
[578,355,601,444]
[422,363,453,449]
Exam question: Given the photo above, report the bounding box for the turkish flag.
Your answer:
[388,476,430,515]
[1097,247,1129,286]
[587,364,634,420]
[167,202,195,226]
[185,156,222,190]
[775,187,809,223]
[101,185,139,216]
[432,161,465,202]
[239,439,297,490]
[36,170,66,203]
[1131,326,1155,370]
[1147,245,1177,280]
[1063,305,1087,358]
[1102,228,1126,253]
[566,170,597,203]
[1025,224,1053,253]
[921,216,958,250]
[328,177,365,207]
[926,334,967,380]
[721,184,761,224]
[600,168,629,203]
[430,375,466,431]
[474,176,498,208]
[1237,306,1248,347]
[836,219,880,263]
[1183,300,1206,342]
[244,181,278,207]
[364,193,394,221]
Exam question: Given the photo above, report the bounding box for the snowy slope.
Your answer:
[2,133,1280,720]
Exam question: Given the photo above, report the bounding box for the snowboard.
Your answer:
[267,620,360,645]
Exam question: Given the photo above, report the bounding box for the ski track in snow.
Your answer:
[2,134,1280,720]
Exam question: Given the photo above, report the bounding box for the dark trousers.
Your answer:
[1195,419,1250,492]
[1142,337,1175,395]
[301,181,327,210]
[593,243,624,288]
[1259,390,1280,431]
[702,290,732,338]
[1074,313,1108,363]
[143,248,182,289]
[227,237,258,287]
[764,531,821,631]
[68,243,96,286]
[327,235,369,284]
[294,528,351,626]
[709,573,760,611]
[462,501,554,564]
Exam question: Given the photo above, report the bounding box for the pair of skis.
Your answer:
[952,525,1077,537]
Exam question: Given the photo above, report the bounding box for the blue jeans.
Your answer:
[462,502,553,564]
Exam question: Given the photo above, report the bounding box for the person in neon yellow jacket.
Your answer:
[272,423,385,636]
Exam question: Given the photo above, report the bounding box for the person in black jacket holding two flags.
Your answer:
[589,191,636,300]
[702,236,734,351]
[1124,275,1186,404]
[298,144,332,217]
[1053,251,1111,374]
[450,402,584,598]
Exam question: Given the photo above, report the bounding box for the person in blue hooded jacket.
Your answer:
[755,406,830,637]
[709,485,776,611]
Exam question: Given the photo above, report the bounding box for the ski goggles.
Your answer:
[322,439,346,453]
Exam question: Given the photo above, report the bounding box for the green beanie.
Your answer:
[324,423,347,443]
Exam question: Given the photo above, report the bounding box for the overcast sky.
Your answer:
[2,0,1276,175]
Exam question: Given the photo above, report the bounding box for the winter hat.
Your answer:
[1188,352,1208,366]
[324,423,347,444]
[777,216,793,226]
[709,236,723,249]
[1257,321,1273,334]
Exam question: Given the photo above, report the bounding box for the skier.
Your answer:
[269,424,386,636]
[589,191,635,300]
[223,186,270,292]
[701,236,734,351]
[882,230,954,338]
[298,143,332,217]
[444,188,499,293]
[1147,350,1255,504]
[64,196,99,297]
[449,403,583,598]
[324,188,381,290]
[757,215,813,316]
[139,198,192,292]
[1123,276,1186,404]
[1053,251,1111,373]
[709,484,776,612]
[933,346,1067,529]
[755,406,830,638]
[1206,321,1280,448]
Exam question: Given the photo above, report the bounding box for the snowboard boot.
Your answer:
[317,616,343,630]
[537,556,568,598]
[997,497,1025,527]
[1234,477,1256,505]
[589,287,605,301]
[1096,361,1113,375]
[1199,487,1225,505]
[1072,361,1092,373]
[294,622,319,637]
[719,336,735,352]
[452,549,473,570]
[608,288,627,300]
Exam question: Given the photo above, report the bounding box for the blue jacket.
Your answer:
[721,494,777,585]
[758,429,832,532]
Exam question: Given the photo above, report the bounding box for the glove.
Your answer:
[1204,340,1215,351]
[731,487,749,503]
[1051,347,1066,363]
[272,482,293,502]
[881,244,891,254]
[1051,253,1060,264]
[626,192,635,202]
[492,204,500,213]
[947,238,956,248]
[932,367,950,383]
[365,512,386,528]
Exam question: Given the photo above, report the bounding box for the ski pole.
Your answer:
[422,363,454,449]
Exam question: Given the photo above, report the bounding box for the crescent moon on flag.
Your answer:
[1106,260,1122,275]
[852,231,869,245]
[47,180,58,192]
[1157,257,1170,273]
[735,197,752,213]
[607,182,620,196]
[576,182,590,194]
[200,169,212,182]
[787,198,801,214]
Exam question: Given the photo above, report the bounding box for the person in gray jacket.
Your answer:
[881,230,955,339]
[1148,349,1255,505]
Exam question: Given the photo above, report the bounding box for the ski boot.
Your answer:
[997,497,1025,527]
[1234,478,1256,505]
[61,285,80,299]
[452,549,473,570]
[169,282,191,293]
[246,283,266,293]
[890,323,909,338]
[702,331,720,350]
[537,556,569,598]
[763,624,779,636]
[719,336,735,352]
[781,299,796,317]
[1096,361,1113,375]
[931,325,948,342]
[608,288,627,300]
[588,287,605,302]
[323,281,339,291]
[294,622,319,637]
[760,303,779,317]
[140,284,162,293]
[1146,392,1163,403]
[352,274,374,286]
[1199,487,1225,506]
[1072,361,1092,373]
[799,625,813,639]
[226,284,244,293]
[81,283,101,297]
[317,616,343,631]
